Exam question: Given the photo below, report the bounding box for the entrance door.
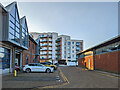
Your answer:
[88,59,90,69]
[15,54,20,66]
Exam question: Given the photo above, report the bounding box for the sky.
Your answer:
[1,1,118,50]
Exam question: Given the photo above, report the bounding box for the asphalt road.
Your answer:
[58,66,119,88]
[2,69,63,88]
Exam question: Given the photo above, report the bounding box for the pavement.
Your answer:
[57,66,119,88]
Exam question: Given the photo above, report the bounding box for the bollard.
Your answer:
[14,70,17,77]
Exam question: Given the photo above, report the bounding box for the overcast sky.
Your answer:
[1,2,118,50]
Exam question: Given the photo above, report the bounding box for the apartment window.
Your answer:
[64,55,66,58]
[76,42,80,46]
[68,42,71,45]
[72,50,74,53]
[72,55,74,58]
[68,46,71,50]
[72,46,74,49]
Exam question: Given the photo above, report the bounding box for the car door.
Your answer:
[37,64,46,72]
[30,64,38,71]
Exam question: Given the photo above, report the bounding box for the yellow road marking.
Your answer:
[38,67,70,89]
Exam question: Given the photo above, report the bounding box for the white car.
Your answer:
[23,63,54,73]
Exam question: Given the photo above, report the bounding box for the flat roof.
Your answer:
[77,35,120,55]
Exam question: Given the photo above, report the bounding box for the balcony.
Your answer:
[49,39,52,42]
[56,57,60,60]
[40,35,47,38]
[49,48,52,51]
[40,40,47,43]
[56,38,60,42]
[41,53,47,55]
[56,52,60,55]
[49,35,52,38]
[41,48,47,51]
[56,43,60,47]
[49,53,52,55]
[49,44,52,47]
[40,57,47,59]
[56,47,60,51]
[76,48,81,51]
[41,44,48,47]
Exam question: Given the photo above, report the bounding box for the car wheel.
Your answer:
[46,68,51,73]
[26,68,31,73]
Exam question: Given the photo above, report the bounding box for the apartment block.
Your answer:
[66,40,83,61]
[56,35,70,60]
[30,32,58,62]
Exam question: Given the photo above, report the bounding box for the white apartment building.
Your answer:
[56,35,70,60]
[66,40,83,61]
[30,32,83,63]
[30,32,58,62]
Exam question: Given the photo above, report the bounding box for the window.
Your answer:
[29,41,30,48]
[72,42,74,44]
[72,55,74,58]
[76,42,80,46]
[68,42,71,45]
[9,6,21,44]
[0,47,10,69]
[72,50,74,53]
[72,46,74,49]
[26,55,29,64]
[95,42,120,55]
[37,64,43,66]
[32,43,34,49]
[29,64,35,66]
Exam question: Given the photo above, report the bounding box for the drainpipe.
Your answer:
[93,49,95,70]
[13,48,16,73]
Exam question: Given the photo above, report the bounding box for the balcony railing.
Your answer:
[49,40,52,42]
[40,35,47,38]
[41,48,47,51]
[56,52,60,55]
[41,44,48,47]
[40,40,47,42]
[56,43,60,46]
[49,44,52,46]
[41,53,47,55]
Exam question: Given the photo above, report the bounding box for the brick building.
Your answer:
[77,35,120,73]
[22,35,40,66]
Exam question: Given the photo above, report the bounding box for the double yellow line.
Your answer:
[41,68,69,88]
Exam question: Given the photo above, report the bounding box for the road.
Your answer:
[58,66,118,88]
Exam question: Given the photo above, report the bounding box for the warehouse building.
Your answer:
[0,2,29,74]
[77,35,120,73]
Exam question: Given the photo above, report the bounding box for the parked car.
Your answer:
[40,62,57,70]
[15,65,20,72]
[23,63,54,73]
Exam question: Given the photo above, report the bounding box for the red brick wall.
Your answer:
[22,39,36,66]
[78,55,93,70]
[95,50,120,73]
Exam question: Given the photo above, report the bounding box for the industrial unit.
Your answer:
[77,35,120,73]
